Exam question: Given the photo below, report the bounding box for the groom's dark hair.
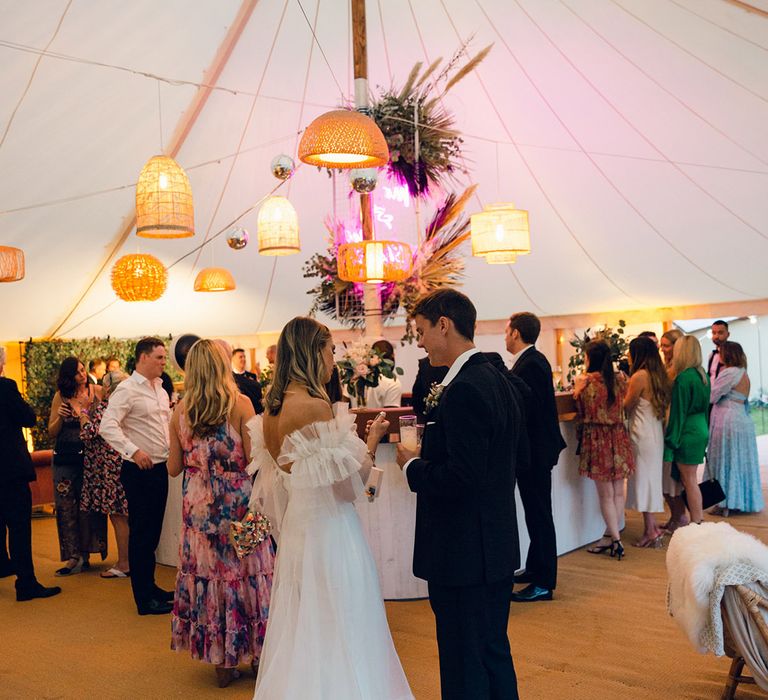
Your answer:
[413,289,476,341]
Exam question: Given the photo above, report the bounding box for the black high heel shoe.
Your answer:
[610,540,625,561]
[586,538,613,555]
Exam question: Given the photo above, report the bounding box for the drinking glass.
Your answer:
[399,415,418,451]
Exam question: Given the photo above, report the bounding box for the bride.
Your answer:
[249,317,413,699]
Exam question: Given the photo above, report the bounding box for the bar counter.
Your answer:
[157,396,605,601]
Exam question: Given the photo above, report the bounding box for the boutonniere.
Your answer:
[424,382,445,413]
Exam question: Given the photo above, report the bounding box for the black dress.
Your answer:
[53,408,107,561]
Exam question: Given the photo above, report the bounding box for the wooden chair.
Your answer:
[721,584,768,700]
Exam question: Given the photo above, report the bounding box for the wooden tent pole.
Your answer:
[351,0,383,337]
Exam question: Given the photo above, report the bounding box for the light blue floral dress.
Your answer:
[705,367,764,513]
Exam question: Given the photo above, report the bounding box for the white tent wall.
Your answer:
[1,0,767,342]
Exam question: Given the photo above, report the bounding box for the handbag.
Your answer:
[229,511,272,559]
[53,432,84,468]
[682,478,726,510]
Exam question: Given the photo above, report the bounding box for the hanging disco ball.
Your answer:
[226,227,249,250]
[349,168,378,193]
[270,154,295,181]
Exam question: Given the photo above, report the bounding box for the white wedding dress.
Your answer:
[247,403,413,700]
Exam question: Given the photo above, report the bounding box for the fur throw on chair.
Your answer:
[667,521,768,654]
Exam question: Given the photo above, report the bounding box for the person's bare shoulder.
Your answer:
[279,395,333,438]
[234,392,255,414]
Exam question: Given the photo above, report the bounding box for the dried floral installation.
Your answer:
[303,185,477,343]
[371,43,492,198]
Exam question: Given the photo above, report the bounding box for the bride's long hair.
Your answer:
[265,317,331,416]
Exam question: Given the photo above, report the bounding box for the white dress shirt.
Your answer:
[99,370,171,463]
[365,376,403,408]
[709,350,721,382]
[509,343,533,367]
[403,348,480,477]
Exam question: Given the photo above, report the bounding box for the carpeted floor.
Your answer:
[3,498,768,698]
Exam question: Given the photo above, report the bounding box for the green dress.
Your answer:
[664,366,710,465]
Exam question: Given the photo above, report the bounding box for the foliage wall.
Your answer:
[566,321,629,384]
[23,336,180,450]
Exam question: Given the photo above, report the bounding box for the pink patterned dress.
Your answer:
[80,400,128,516]
[171,414,274,668]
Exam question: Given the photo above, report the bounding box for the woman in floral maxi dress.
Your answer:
[168,339,274,688]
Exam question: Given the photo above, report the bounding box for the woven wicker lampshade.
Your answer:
[135,155,194,238]
[299,110,389,169]
[471,203,530,258]
[0,246,25,282]
[194,267,236,292]
[257,196,300,255]
[111,253,167,301]
[337,240,412,284]
[485,251,517,264]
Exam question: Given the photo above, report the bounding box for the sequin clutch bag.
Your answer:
[229,511,272,559]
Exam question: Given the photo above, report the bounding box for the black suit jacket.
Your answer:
[510,347,566,471]
[482,352,532,472]
[0,377,37,483]
[411,357,449,424]
[233,371,264,415]
[707,349,723,380]
[406,352,521,587]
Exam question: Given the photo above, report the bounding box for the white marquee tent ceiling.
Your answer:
[0,0,766,340]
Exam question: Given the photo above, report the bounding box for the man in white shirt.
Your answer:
[365,340,403,408]
[100,337,172,615]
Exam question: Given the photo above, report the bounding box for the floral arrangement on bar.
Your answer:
[336,341,404,407]
[566,320,629,385]
[303,185,477,343]
[371,43,492,198]
[259,364,273,387]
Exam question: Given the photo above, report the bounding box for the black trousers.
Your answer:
[0,515,8,567]
[517,465,557,590]
[0,480,36,590]
[120,461,168,609]
[428,576,518,700]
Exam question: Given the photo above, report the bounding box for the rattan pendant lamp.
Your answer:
[135,155,195,238]
[337,240,412,284]
[257,196,301,255]
[298,110,389,169]
[471,203,530,263]
[194,267,236,292]
[0,246,25,282]
[111,253,168,301]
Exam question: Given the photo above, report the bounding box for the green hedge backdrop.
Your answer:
[23,337,181,450]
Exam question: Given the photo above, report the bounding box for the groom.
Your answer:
[396,289,522,700]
